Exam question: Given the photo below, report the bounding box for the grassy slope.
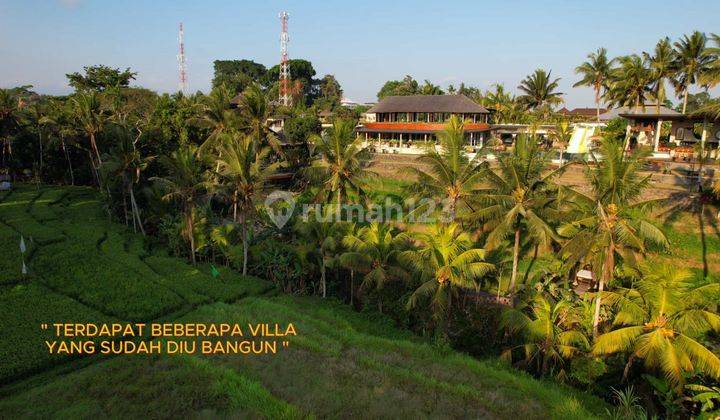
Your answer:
[0,185,607,419]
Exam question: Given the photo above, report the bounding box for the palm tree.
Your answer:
[0,89,21,166]
[606,55,653,111]
[559,140,668,337]
[295,208,346,298]
[474,135,562,294]
[644,38,676,114]
[152,145,207,264]
[101,124,153,235]
[673,31,713,114]
[23,103,50,176]
[574,48,615,122]
[215,133,281,274]
[501,294,589,378]
[687,383,720,413]
[236,84,282,153]
[593,263,720,388]
[518,69,564,110]
[401,223,494,328]
[340,223,411,309]
[404,116,485,221]
[197,85,239,153]
[304,119,374,207]
[482,84,525,124]
[70,91,105,185]
[698,33,720,88]
[43,100,78,185]
[550,119,573,165]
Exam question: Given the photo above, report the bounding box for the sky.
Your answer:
[1,0,719,108]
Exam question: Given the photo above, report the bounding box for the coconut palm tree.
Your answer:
[152,144,207,264]
[70,91,105,185]
[551,119,573,165]
[304,118,374,207]
[482,84,525,124]
[215,133,281,274]
[43,100,78,185]
[0,89,21,166]
[295,208,346,298]
[236,84,282,153]
[518,69,564,110]
[593,263,720,388]
[101,124,153,235]
[197,85,239,153]
[340,223,411,309]
[574,48,615,122]
[474,135,563,294]
[606,55,653,111]
[404,116,485,222]
[401,223,494,328]
[501,294,589,378]
[643,38,676,114]
[22,103,50,176]
[673,31,713,114]
[559,139,668,337]
[687,383,720,413]
[699,33,720,88]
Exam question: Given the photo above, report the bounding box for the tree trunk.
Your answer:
[61,135,75,185]
[595,86,601,123]
[698,120,707,192]
[241,214,248,276]
[321,263,326,298]
[509,228,521,293]
[122,185,130,228]
[336,189,342,221]
[350,269,354,306]
[87,151,100,186]
[38,130,44,178]
[593,243,614,337]
[129,184,145,236]
[89,132,103,188]
[188,210,196,265]
[90,132,102,166]
[682,89,689,114]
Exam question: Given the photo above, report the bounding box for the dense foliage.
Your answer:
[2,31,720,415]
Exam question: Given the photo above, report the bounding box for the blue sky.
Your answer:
[0,0,718,107]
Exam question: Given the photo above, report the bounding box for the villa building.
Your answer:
[558,107,606,121]
[358,95,491,146]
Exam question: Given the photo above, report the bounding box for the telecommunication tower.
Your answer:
[278,12,291,106]
[177,22,188,95]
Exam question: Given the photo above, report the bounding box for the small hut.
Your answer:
[573,269,595,295]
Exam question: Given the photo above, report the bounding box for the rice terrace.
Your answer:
[1,1,720,418]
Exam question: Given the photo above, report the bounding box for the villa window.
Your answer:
[416,112,427,122]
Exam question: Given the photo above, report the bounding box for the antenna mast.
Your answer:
[177,22,188,95]
[279,12,291,106]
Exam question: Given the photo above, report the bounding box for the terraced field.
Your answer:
[0,185,608,419]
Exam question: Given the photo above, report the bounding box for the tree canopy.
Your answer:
[66,65,137,92]
[212,60,268,94]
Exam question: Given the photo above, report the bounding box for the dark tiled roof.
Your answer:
[602,104,682,120]
[559,107,606,117]
[368,94,489,114]
[230,93,243,106]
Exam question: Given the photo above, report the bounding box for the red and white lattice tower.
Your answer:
[278,12,291,106]
[177,22,188,95]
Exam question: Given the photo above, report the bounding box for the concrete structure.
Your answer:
[614,106,720,158]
